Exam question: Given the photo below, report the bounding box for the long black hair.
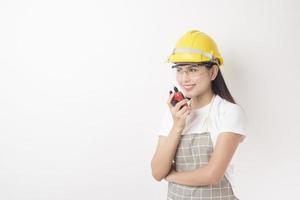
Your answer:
[203,62,236,104]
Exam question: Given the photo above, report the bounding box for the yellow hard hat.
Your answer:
[166,30,224,66]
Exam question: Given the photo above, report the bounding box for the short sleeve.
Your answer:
[157,108,173,137]
[218,103,248,139]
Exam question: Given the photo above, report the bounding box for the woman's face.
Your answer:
[175,63,217,98]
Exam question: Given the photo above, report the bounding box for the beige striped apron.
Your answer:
[167,95,239,200]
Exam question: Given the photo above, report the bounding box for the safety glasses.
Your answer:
[171,62,214,77]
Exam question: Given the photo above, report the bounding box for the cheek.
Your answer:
[193,76,211,89]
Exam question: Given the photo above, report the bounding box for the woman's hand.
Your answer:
[167,92,191,130]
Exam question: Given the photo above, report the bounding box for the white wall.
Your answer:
[1,0,299,199]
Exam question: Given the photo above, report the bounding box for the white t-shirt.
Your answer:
[157,94,248,198]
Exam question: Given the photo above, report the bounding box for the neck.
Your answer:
[190,89,215,110]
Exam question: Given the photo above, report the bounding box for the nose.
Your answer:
[181,72,191,81]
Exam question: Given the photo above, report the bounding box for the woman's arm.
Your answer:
[165,132,243,186]
[151,125,184,181]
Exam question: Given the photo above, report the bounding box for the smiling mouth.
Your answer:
[182,84,196,90]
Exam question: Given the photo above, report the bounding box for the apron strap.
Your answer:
[202,94,216,133]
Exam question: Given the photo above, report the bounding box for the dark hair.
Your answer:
[203,62,236,104]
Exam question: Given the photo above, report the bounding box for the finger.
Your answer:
[178,105,192,118]
[181,109,191,119]
[176,104,188,116]
[175,99,187,110]
[174,98,189,112]
[167,92,175,109]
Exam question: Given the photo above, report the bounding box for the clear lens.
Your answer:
[173,64,206,77]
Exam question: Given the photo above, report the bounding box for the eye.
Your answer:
[189,68,198,72]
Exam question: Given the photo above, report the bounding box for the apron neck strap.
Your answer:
[203,94,216,132]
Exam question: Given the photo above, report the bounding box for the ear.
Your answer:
[210,65,219,81]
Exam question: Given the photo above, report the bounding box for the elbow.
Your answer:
[151,170,165,182]
[203,165,223,185]
[151,160,168,182]
[208,170,224,185]
[210,174,222,185]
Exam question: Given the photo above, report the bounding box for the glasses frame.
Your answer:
[171,61,216,69]
[171,62,216,77]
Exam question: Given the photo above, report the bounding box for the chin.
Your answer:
[182,90,196,98]
[183,89,205,98]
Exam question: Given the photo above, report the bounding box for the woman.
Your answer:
[151,30,247,200]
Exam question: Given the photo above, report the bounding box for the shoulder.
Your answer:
[214,95,247,118]
[213,95,248,140]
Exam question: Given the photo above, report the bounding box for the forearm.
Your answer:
[168,165,217,186]
[151,125,183,181]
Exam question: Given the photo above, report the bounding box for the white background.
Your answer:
[1,0,300,199]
